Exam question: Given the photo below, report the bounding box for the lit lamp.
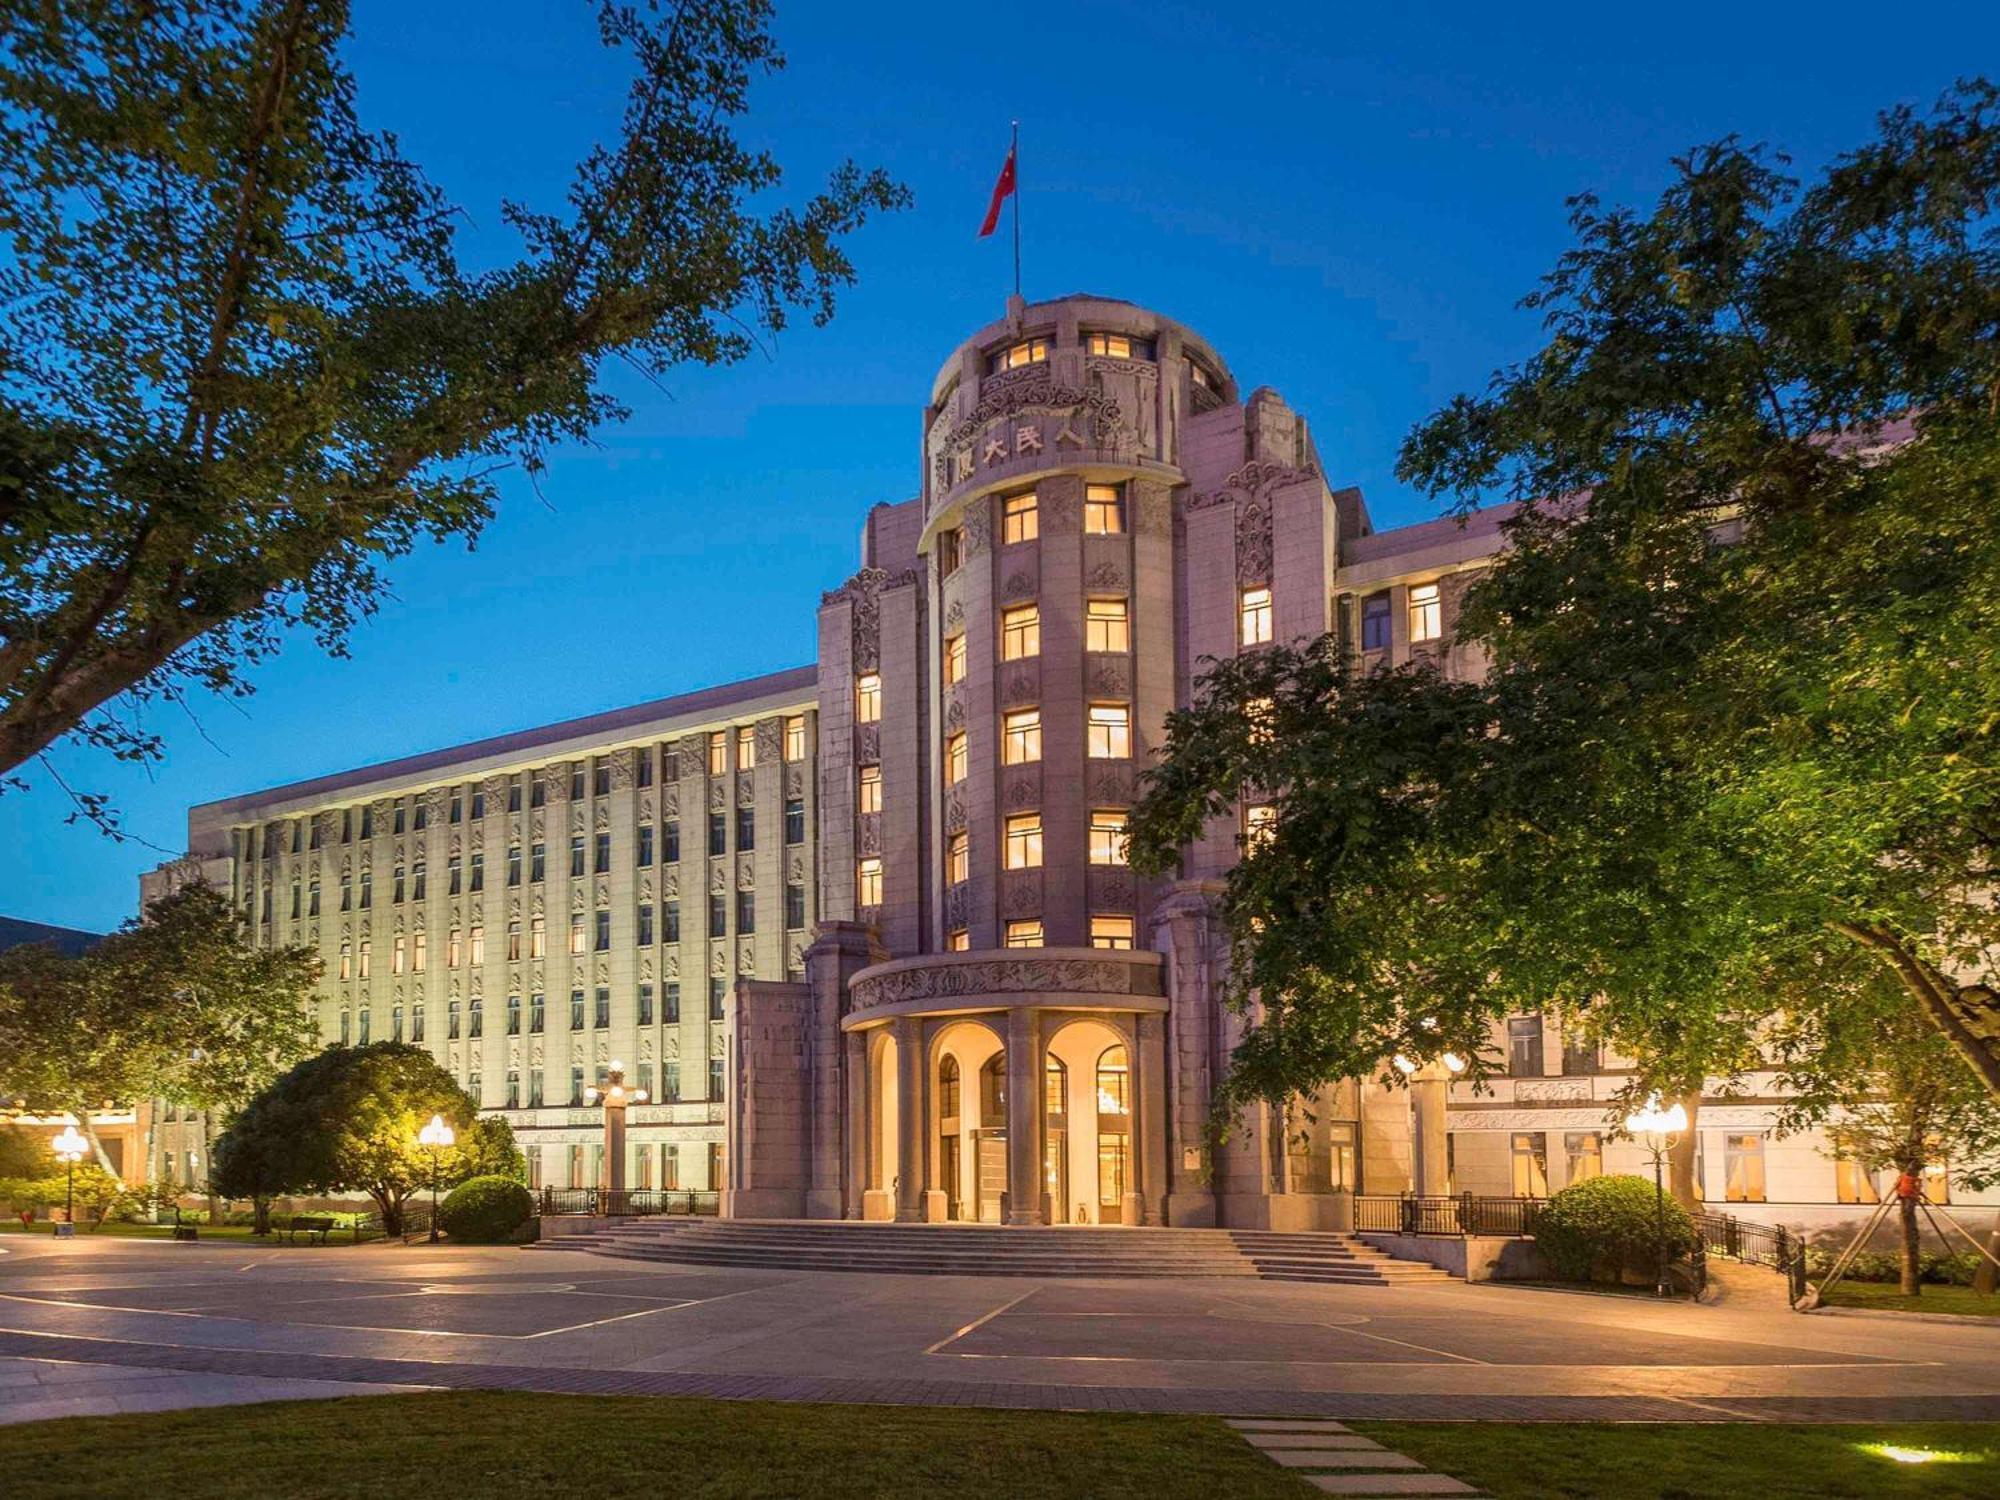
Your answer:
[51,1124,88,1238]
[592,1061,648,1207]
[1623,1094,1689,1298]
[418,1113,455,1243]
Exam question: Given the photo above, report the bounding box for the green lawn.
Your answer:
[1814,1280,2000,1315]
[0,1391,1314,1499]
[1355,1422,2000,1500]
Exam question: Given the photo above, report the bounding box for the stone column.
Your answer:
[1135,1013,1168,1226]
[895,1014,925,1221]
[1411,1075,1450,1197]
[604,1098,627,1196]
[844,1029,868,1219]
[1005,1006,1042,1224]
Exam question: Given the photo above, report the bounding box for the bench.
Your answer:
[284,1215,337,1244]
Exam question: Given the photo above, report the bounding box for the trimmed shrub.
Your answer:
[1534,1173,1695,1284]
[438,1175,535,1243]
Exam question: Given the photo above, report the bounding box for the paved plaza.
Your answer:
[1,1233,1996,1426]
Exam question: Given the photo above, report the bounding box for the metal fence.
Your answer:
[1693,1211,1809,1300]
[1353,1193,1543,1237]
[538,1188,720,1218]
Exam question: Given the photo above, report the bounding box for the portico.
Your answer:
[842,949,1169,1226]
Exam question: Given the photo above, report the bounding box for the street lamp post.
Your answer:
[1623,1095,1689,1298]
[418,1114,455,1243]
[51,1125,88,1238]
[583,1062,648,1210]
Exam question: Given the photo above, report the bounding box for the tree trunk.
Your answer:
[1973,1227,2000,1297]
[1667,1091,1702,1210]
[1898,1195,1922,1297]
[252,1195,272,1237]
[1833,922,2000,1104]
[372,1185,403,1238]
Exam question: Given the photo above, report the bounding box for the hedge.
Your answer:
[1534,1173,1696,1283]
[438,1175,535,1243]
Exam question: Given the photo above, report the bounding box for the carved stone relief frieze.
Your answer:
[710,947,728,977]
[1236,497,1273,585]
[1087,656,1131,698]
[756,718,781,763]
[945,796,966,833]
[850,953,1159,1011]
[738,778,756,808]
[708,863,727,895]
[856,723,880,763]
[858,818,882,857]
[708,781,726,812]
[710,1029,729,1058]
[1003,772,1039,810]
[736,855,755,890]
[961,497,992,556]
[1000,570,1036,603]
[1085,560,1128,591]
[662,1033,680,1060]
[784,765,804,797]
[736,940,755,974]
[1001,664,1039,707]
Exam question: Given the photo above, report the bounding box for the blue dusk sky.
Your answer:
[6,0,1993,931]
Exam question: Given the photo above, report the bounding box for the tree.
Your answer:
[0,883,319,1169]
[1776,998,2000,1296]
[1130,82,2000,1161]
[0,1124,51,1179]
[0,1,906,805]
[213,1042,484,1234]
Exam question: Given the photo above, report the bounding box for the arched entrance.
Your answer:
[931,1018,1005,1222]
[1046,1016,1137,1225]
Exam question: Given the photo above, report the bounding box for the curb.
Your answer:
[1805,1304,2000,1327]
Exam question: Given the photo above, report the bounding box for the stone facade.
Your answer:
[144,291,1996,1240]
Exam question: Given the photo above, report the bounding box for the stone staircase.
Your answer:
[535,1218,1458,1285]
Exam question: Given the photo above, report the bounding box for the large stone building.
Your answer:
[146,294,1995,1236]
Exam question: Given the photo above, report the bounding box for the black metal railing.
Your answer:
[1353,1193,1543,1237]
[1693,1211,1809,1300]
[538,1188,720,1218]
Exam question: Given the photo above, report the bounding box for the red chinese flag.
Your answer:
[978,147,1016,238]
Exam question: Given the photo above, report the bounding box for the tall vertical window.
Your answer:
[946,830,969,885]
[638,982,655,1025]
[393,804,406,836]
[664,901,679,942]
[469,924,484,964]
[1086,703,1131,759]
[1002,709,1041,765]
[1004,813,1043,869]
[1240,585,1273,646]
[570,989,586,1030]
[507,993,521,1035]
[506,1069,521,1107]
[593,909,611,951]
[469,852,484,891]
[448,998,462,1039]
[393,865,407,904]
[1004,918,1043,948]
[1725,1133,1767,1202]
[448,855,462,895]
[594,986,610,1027]
[569,764,586,800]
[784,715,806,762]
[708,892,727,938]
[530,774,546,809]
[412,932,426,972]
[506,846,521,886]
[708,1058,725,1104]
[707,811,726,856]
[1360,594,1391,650]
[1090,914,1134,950]
[530,841,546,881]
[1564,1131,1603,1184]
[784,798,805,844]
[468,995,482,1037]
[338,942,352,980]
[737,725,757,770]
[707,731,727,776]
[507,920,522,961]
[858,765,883,814]
[942,632,967,685]
[945,732,967,785]
[735,889,755,935]
[447,928,462,968]
[637,903,654,946]
[663,821,679,862]
[410,1002,425,1040]
[1002,491,1039,544]
[664,982,680,1023]
[593,760,612,796]
[637,823,654,866]
[392,936,406,975]
[470,789,485,820]
[569,914,586,956]
[946,929,970,951]
[1089,808,1129,865]
[1835,1157,1880,1205]
[411,861,426,901]
[1511,1132,1550,1197]
[529,914,546,960]
[1085,597,1129,653]
[936,527,962,577]
[1000,604,1040,660]
[1409,582,1442,642]
[1243,802,1276,849]
[1507,1016,1545,1077]
[735,805,755,851]
[570,836,586,877]
[594,831,611,873]
[1083,483,1126,534]
[635,749,653,788]
[856,857,883,907]
[785,883,806,930]
[855,673,882,723]
[709,979,727,1021]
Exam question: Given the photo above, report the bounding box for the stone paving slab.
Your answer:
[1269,1450,1422,1468]
[0,1356,419,1426]
[1245,1433,1383,1449]
[1229,1418,1354,1432]
[1305,1478,1479,1496]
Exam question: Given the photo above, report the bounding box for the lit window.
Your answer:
[784,715,806,762]
[1511,1131,1550,1197]
[859,764,882,815]
[1189,359,1214,391]
[447,928,462,968]
[1004,813,1043,869]
[855,673,882,723]
[392,936,406,975]
[1085,597,1129,653]
[1089,808,1129,866]
[945,731,967,785]
[357,940,371,978]
[1091,914,1134,950]
[1002,491,1038,545]
[1005,918,1044,948]
[737,725,757,770]
[1087,703,1130,759]
[937,527,962,577]
[530,914,547,960]
[707,731,727,776]
[338,942,351,981]
[857,857,883,907]
[1409,582,1442,643]
[1724,1133,1767,1203]
[570,915,588,956]
[1361,594,1391,650]
[990,338,1047,372]
[947,830,969,884]
[1085,332,1133,359]
[1001,604,1040,660]
[947,929,971,952]
[1244,802,1276,849]
[469,925,484,964]
[942,632,967,685]
[1084,483,1126,534]
[1002,708,1042,765]
[1247,696,1276,745]
[412,933,426,973]
[1564,1132,1603,1183]
[1240,585,1273,646]
[1835,1157,1880,1205]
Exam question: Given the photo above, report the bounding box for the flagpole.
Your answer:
[1010,120,1021,299]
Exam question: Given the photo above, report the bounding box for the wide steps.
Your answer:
[537,1219,1457,1284]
